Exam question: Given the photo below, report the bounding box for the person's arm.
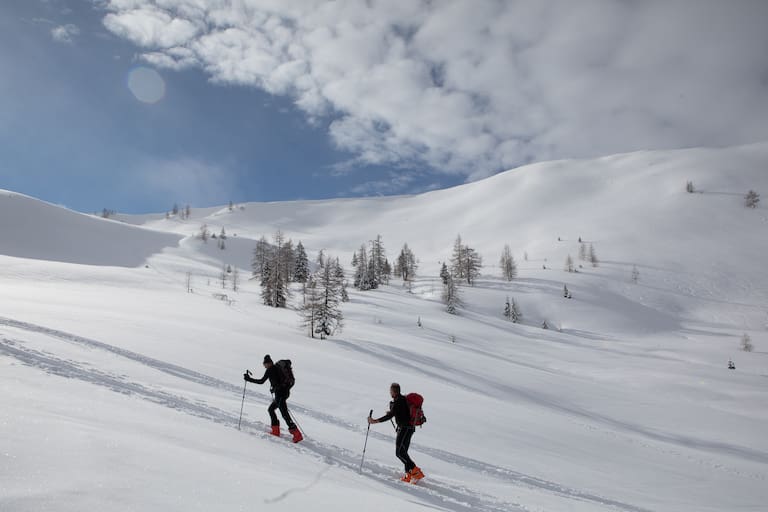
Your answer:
[368,401,394,424]
[245,368,270,385]
[372,410,394,423]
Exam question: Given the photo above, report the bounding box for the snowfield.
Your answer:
[2,143,768,512]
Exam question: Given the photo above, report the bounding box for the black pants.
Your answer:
[395,426,416,472]
[268,389,295,429]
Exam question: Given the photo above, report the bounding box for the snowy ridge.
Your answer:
[2,143,768,511]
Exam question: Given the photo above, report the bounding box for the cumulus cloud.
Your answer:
[99,0,768,182]
[51,23,80,44]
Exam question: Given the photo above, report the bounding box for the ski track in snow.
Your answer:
[331,336,768,468]
[0,317,656,512]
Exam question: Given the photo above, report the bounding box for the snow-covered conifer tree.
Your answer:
[510,298,521,323]
[440,262,450,285]
[631,265,640,284]
[334,258,349,302]
[354,245,371,290]
[293,241,310,284]
[199,224,209,242]
[369,235,387,286]
[314,257,344,339]
[442,275,462,314]
[745,190,760,208]
[280,238,295,282]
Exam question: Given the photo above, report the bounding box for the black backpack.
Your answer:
[276,359,295,389]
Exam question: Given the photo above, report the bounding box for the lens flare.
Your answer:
[127,67,166,104]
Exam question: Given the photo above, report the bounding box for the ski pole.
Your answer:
[359,409,373,473]
[288,409,305,436]
[238,369,251,430]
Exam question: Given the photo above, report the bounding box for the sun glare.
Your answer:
[127,66,166,104]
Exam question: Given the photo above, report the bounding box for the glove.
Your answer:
[243,372,251,382]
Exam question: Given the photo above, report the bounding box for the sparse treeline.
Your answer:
[352,234,391,290]
[251,231,311,308]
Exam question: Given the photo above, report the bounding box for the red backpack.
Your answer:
[406,393,427,427]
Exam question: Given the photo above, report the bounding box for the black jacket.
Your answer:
[376,394,411,427]
[246,365,285,391]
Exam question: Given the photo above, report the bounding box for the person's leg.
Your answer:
[267,399,280,426]
[276,390,296,429]
[395,428,416,472]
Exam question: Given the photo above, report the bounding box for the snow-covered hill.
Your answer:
[2,143,767,512]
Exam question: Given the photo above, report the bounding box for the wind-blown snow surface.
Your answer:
[2,144,768,512]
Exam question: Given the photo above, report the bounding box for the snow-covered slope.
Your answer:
[2,143,767,512]
[0,190,182,267]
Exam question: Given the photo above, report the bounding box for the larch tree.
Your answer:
[314,257,344,339]
[588,244,599,267]
[260,231,290,308]
[500,244,517,281]
[251,236,271,277]
[396,243,418,281]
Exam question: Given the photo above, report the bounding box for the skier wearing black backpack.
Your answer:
[244,354,303,443]
[368,382,424,482]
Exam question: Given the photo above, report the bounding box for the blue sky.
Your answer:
[0,0,456,213]
[2,1,767,214]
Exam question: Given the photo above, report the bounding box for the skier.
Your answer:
[368,383,424,482]
[244,354,303,443]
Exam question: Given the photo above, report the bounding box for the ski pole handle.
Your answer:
[246,369,252,376]
[368,409,373,418]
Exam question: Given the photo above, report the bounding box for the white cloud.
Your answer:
[51,24,80,44]
[99,0,768,181]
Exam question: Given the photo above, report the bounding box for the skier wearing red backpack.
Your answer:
[244,354,303,443]
[368,382,425,483]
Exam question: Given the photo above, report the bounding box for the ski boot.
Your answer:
[270,425,280,437]
[409,467,425,482]
[289,426,303,443]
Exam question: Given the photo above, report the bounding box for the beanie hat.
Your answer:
[263,354,273,364]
